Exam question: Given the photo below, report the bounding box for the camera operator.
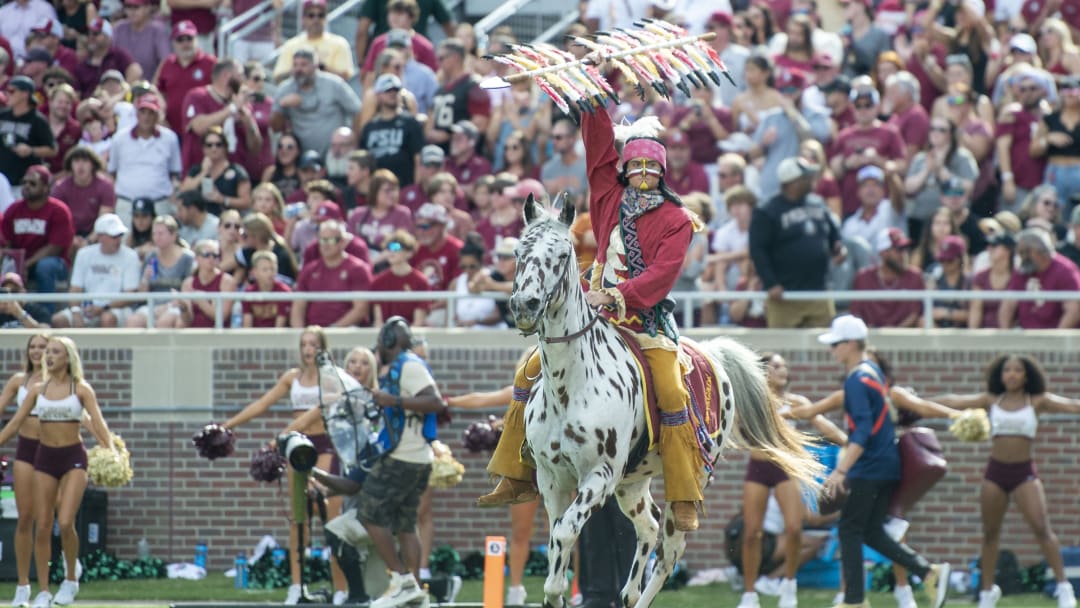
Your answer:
[356,315,444,608]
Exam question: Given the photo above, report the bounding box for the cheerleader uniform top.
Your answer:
[990,398,1037,439]
[17,384,40,417]
[290,378,320,411]
[35,383,83,422]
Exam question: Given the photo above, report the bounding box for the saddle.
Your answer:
[611,326,728,465]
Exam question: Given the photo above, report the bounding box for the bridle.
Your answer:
[516,239,601,345]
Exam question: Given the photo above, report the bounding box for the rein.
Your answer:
[543,311,601,344]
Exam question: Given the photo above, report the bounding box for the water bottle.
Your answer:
[285,202,307,219]
[194,540,208,568]
[230,301,242,329]
[150,257,160,281]
[137,538,150,560]
[234,553,248,588]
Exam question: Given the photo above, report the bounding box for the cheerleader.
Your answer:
[0,334,48,608]
[222,327,348,606]
[0,337,115,608]
[934,354,1080,608]
[738,352,846,608]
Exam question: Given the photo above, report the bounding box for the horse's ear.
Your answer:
[556,192,575,226]
[523,193,539,224]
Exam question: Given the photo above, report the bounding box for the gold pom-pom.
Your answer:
[428,440,465,489]
[88,434,134,488]
[949,409,990,442]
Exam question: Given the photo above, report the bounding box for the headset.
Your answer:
[379,316,412,350]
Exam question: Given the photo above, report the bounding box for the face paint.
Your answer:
[627,158,662,190]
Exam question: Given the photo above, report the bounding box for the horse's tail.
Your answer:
[703,336,824,490]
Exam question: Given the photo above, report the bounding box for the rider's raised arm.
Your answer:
[580,108,622,228]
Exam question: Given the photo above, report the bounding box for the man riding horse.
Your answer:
[478,92,706,532]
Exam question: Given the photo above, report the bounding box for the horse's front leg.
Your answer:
[536,466,574,608]
[613,478,660,608]
[638,506,688,608]
[539,466,618,608]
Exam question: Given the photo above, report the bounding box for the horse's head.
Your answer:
[509,193,577,335]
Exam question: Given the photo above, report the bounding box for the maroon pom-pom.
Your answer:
[249,447,287,483]
[192,423,236,460]
[462,415,503,452]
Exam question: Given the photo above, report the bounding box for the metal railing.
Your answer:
[5,289,1079,331]
[532,9,581,44]
[473,0,535,51]
[217,0,300,63]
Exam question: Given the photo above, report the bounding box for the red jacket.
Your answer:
[582,109,693,328]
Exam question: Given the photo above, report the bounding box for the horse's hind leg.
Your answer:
[541,467,617,608]
[637,506,688,608]
[613,479,659,608]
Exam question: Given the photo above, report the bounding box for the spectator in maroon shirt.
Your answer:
[342,149,374,211]
[242,250,292,328]
[969,232,1016,329]
[412,202,462,293]
[829,82,906,217]
[360,0,437,90]
[999,228,1080,329]
[849,227,925,327]
[371,229,430,326]
[290,219,373,328]
[443,120,491,193]
[167,0,222,49]
[474,173,522,253]
[153,20,217,133]
[400,144,444,212]
[0,165,74,298]
[821,74,855,135]
[425,171,474,241]
[73,18,141,97]
[663,130,710,197]
[179,59,261,174]
[241,61,274,183]
[50,145,114,245]
[26,18,78,76]
[45,83,80,176]
[884,71,930,163]
[996,69,1051,214]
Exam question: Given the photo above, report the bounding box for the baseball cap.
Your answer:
[978,210,1021,235]
[856,165,885,183]
[298,150,323,170]
[494,237,520,258]
[88,17,113,38]
[1,272,24,290]
[24,165,51,183]
[936,235,966,262]
[1009,33,1037,54]
[374,73,403,93]
[450,120,479,139]
[172,20,198,40]
[415,202,449,224]
[708,11,733,27]
[24,48,52,65]
[776,157,819,184]
[100,69,125,84]
[812,52,835,69]
[875,227,912,253]
[132,198,155,216]
[386,28,412,48]
[8,76,36,96]
[314,201,343,222]
[136,96,161,112]
[665,130,689,147]
[515,178,546,202]
[420,145,445,166]
[94,213,128,237]
[303,0,327,7]
[850,86,881,105]
[30,18,63,38]
[817,314,869,345]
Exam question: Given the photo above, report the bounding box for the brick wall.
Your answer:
[2,333,1078,573]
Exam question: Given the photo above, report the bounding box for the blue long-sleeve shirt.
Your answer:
[843,361,900,481]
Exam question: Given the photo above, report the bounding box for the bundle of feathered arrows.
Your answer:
[480,19,734,122]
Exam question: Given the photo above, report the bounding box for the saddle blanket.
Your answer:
[612,327,727,451]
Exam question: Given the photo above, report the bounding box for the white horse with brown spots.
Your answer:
[508,196,821,608]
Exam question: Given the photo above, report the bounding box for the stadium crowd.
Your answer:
[2,0,1080,331]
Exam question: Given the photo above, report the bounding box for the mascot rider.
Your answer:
[476,80,706,532]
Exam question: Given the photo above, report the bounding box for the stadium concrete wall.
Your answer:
[2,329,1078,574]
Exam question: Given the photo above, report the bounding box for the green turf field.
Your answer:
[0,575,1063,606]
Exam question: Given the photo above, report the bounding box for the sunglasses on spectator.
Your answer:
[1038,198,1057,206]
[946,94,969,106]
[930,125,950,133]
[305,11,326,18]
[1018,85,1041,93]
[459,263,481,270]
[415,223,434,230]
[319,236,341,245]
[853,102,874,110]
[175,35,194,42]
[197,251,221,259]
[204,140,225,148]
[386,241,406,252]
[222,222,241,230]
[21,179,42,186]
